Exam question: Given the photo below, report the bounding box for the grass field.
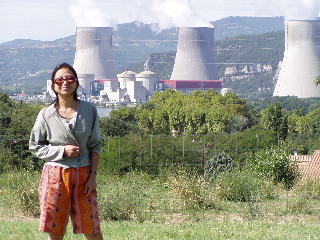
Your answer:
[1,217,320,240]
[2,205,320,240]
[2,170,320,239]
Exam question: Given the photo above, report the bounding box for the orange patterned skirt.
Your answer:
[38,165,101,235]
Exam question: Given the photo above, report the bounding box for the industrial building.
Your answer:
[71,27,161,102]
[100,70,158,103]
[273,20,320,98]
[46,26,223,102]
[159,80,222,94]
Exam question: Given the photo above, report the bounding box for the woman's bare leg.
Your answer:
[84,231,103,240]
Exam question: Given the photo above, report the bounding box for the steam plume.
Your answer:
[68,0,117,27]
[134,0,212,30]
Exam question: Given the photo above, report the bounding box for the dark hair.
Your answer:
[51,62,79,104]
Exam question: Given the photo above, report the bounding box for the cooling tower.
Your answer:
[170,27,219,81]
[73,27,117,80]
[273,20,320,98]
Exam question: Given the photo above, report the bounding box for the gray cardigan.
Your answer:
[29,100,102,168]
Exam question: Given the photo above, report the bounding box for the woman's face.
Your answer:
[53,67,77,97]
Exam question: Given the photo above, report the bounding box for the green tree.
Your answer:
[304,108,320,133]
[105,89,258,135]
[250,144,299,188]
[0,93,42,172]
[100,117,131,137]
[109,107,137,123]
[184,107,207,135]
[260,103,288,140]
[135,108,152,132]
[150,109,170,134]
[205,109,229,133]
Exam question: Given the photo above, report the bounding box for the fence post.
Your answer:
[202,135,206,176]
[182,134,185,162]
[277,130,280,151]
[214,134,217,155]
[236,133,238,156]
[150,135,153,162]
[201,148,205,175]
[118,136,121,171]
[10,139,13,170]
[139,135,142,171]
[9,139,17,170]
[107,136,110,158]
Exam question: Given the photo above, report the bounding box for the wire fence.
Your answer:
[1,131,320,222]
[0,131,280,173]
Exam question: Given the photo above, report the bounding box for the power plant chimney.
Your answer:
[273,20,320,98]
[170,27,219,81]
[73,27,117,80]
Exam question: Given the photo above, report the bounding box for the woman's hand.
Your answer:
[85,173,97,197]
[64,145,80,157]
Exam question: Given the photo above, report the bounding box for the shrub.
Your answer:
[204,152,235,179]
[166,169,216,210]
[286,197,313,214]
[249,144,299,188]
[98,171,151,221]
[0,170,40,217]
[294,180,320,200]
[215,169,276,202]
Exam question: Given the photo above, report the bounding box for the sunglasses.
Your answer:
[54,76,77,85]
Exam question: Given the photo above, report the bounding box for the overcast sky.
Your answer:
[1,0,319,44]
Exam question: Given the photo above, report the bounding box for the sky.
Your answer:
[1,0,320,44]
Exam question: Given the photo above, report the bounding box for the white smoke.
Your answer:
[134,0,212,30]
[68,0,117,27]
[255,0,320,20]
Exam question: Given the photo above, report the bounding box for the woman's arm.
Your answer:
[85,151,100,197]
[29,110,65,161]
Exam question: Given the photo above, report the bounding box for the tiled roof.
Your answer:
[291,150,320,183]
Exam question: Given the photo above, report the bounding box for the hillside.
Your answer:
[213,16,284,40]
[126,30,285,99]
[0,16,285,96]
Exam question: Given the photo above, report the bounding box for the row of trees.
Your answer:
[106,89,257,136]
[103,90,320,141]
[1,90,320,176]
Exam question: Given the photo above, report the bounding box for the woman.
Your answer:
[29,63,103,240]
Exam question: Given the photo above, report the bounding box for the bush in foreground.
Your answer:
[0,170,40,217]
[204,152,235,179]
[98,171,152,221]
[167,169,216,210]
[215,168,276,202]
[249,144,299,188]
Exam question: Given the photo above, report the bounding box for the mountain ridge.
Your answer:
[0,16,285,97]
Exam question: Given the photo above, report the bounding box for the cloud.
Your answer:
[134,0,212,30]
[68,0,118,27]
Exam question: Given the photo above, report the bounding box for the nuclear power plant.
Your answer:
[273,20,320,98]
[61,26,222,102]
[170,27,219,81]
[44,24,229,102]
[160,27,222,93]
[70,27,159,102]
[73,27,117,80]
